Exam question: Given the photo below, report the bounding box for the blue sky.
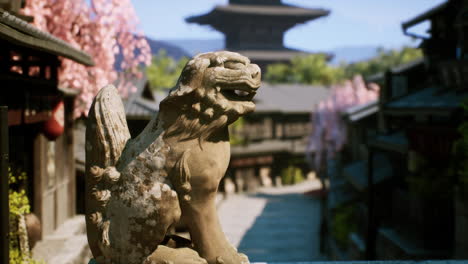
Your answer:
[132,0,446,52]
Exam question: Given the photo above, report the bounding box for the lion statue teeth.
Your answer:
[85,51,261,264]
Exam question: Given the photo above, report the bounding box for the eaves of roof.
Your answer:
[0,10,94,66]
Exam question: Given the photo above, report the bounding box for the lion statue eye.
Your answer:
[224,61,245,70]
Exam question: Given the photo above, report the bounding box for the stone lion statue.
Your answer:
[85,51,261,264]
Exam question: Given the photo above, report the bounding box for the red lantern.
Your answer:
[43,101,65,140]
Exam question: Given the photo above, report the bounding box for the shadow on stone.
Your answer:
[237,193,323,262]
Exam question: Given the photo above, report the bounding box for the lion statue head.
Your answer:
[160,51,261,142]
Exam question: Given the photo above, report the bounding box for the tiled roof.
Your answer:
[0,10,94,66]
[343,100,379,122]
[119,74,166,120]
[254,83,330,114]
[391,57,424,74]
[365,72,384,84]
[125,97,159,120]
[364,58,425,84]
[385,86,468,113]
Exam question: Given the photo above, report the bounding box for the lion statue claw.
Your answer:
[85,51,261,264]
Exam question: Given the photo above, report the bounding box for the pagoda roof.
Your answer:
[186,4,329,24]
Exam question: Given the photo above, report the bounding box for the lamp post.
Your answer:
[0,106,9,264]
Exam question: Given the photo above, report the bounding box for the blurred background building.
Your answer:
[319,0,468,260]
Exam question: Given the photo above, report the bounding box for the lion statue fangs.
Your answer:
[85,51,261,264]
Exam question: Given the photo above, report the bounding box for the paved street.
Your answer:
[218,179,324,262]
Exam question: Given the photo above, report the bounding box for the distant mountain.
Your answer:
[146,37,191,60]
[163,39,224,56]
[115,37,191,71]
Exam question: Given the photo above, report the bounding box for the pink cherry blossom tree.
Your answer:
[23,0,152,116]
[308,75,380,171]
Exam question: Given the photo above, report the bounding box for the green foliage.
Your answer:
[229,117,245,146]
[8,168,43,264]
[9,190,30,218]
[264,46,423,85]
[280,165,304,185]
[265,54,344,85]
[332,205,356,248]
[8,168,30,217]
[342,46,423,80]
[146,49,189,91]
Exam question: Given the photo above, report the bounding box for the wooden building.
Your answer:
[322,99,374,258]
[227,83,329,190]
[326,0,468,260]
[371,0,468,259]
[186,0,330,71]
[0,9,94,237]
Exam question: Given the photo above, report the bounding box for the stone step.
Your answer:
[33,215,92,264]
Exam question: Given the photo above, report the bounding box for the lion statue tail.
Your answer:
[86,84,131,168]
[85,84,131,259]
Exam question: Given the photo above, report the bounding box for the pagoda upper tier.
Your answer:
[186,0,329,51]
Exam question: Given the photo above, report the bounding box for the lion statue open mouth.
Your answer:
[85,51,261,264]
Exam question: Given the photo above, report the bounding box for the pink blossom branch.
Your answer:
[23,0,152,117]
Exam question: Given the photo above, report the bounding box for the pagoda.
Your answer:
[186,0,330,70]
